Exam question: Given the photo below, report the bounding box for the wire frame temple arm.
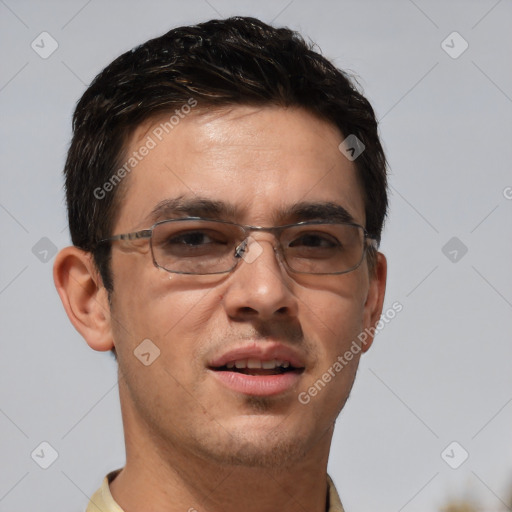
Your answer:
[99,229,153,243]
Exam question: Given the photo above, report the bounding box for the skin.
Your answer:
[54,105,387,512]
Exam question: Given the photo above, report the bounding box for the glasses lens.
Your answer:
[151,219,244,274]
[281,223,365,274]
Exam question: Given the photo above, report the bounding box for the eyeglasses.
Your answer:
[97,217,379,275]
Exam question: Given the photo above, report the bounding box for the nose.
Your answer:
[222,237,299,321]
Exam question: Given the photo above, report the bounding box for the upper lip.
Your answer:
[208,342,306,369]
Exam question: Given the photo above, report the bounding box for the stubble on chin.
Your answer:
[187,398,313,470]
[205,430,309,469]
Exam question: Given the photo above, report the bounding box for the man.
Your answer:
[54,16,387,512]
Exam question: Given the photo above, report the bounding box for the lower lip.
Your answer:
[209,369,302,396]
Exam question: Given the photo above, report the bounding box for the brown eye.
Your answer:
[289,233,339,248]
[168,231,219,246]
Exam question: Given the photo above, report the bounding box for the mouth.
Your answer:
[208,357,305,396]
[212,358,303,376]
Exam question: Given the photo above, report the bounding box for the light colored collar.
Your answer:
[86,469,345,512]
[86,469,123,512]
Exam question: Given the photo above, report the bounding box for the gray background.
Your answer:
[1,0,511,511]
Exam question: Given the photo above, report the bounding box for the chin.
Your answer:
[215,436,309,469]
[191,418,313,469]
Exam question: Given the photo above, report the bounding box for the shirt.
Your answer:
[86,469,345,512]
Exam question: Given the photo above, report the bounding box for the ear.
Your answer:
[53,246,114,351]
[360,252,387,353]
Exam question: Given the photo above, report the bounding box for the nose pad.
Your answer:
[235,236,264,264]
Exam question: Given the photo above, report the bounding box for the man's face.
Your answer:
[107,105,384,468]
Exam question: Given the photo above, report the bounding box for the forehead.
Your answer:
[114,105,366,231]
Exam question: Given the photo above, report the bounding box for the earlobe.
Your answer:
[53,246,114,352]
[361,252,387,353]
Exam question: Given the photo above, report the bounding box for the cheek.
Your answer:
[110,261,221,373]
[295,277,369,410]
[303,298,365,382]
[300,274,369,351]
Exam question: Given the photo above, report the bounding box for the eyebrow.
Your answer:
[146,196,356,226]
[286,202,356,224]
[147,196,239,224]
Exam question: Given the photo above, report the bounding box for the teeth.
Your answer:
[225,359,292,370]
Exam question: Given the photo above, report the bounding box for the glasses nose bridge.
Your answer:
[234,225,285,263]
[241,225,284,249]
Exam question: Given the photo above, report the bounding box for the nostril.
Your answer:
[238,306,257,315]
